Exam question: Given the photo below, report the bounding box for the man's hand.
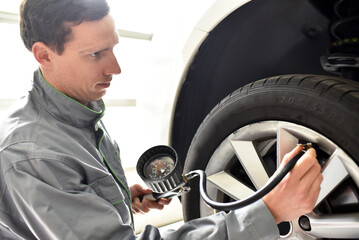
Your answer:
[130,184,171,214]
[262,145,323,224]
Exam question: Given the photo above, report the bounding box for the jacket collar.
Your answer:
[31,69,105,128]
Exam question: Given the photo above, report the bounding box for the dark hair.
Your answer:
[20,0,110,54]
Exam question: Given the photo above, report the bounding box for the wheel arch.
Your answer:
[170,0,334,165]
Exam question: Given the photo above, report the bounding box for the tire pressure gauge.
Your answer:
[137,145,190,200]
[143,155,175,180]
[137,143,315,210]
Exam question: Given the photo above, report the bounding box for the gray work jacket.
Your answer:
[0,69,279,239]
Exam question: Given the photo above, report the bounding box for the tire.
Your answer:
[182,74,359,239]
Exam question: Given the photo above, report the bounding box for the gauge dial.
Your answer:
[144,156,175,180]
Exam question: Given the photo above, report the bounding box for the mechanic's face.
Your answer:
[49,15,121,106]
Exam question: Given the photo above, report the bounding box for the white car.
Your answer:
[0,0,358,238]
[164,0,359,239]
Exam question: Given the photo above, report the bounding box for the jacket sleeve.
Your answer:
[5,159,279,240]
[151,200,279,240]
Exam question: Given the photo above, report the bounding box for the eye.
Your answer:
[90,51,100,58]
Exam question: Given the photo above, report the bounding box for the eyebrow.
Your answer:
[79,41,119,55]
[79,47,109,55]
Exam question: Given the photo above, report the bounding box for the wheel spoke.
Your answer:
[276,126,299,167]
[305,213,359,238]
[231,141,269,189]
[200,121,359,240]
[257,139,277,157]
[207,171,255,200]
[315,150,349,206]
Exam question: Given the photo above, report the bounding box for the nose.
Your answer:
[105,53,121,76]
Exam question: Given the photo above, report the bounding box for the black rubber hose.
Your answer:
[186,150,306,211]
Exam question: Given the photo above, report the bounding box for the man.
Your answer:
[0,0,323,239]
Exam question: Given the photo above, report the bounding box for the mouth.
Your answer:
[97,81,111,89]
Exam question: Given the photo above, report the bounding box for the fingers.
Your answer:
[301,167,323,212]
[144,198,172,210]
[130,184,152,199]
[269,146,302,179]
[264,145,323,223]
[280,146,318,179]
[131,197,172,215]
[132,197,150,214]
[288,148,322,209]
[299,154,321,184]
[275,145,315,180]
[291,148,319,181]
[280,145,303,166]
[130,184,173,214]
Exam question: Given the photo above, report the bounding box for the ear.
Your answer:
[32,42,54,66]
